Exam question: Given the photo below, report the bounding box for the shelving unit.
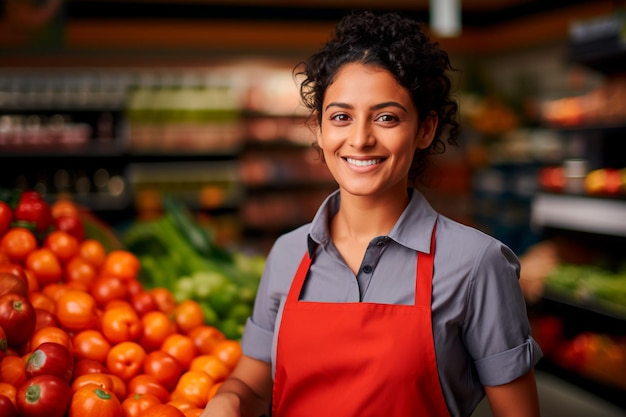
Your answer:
[531,193,626,236]
[527,12,626,409]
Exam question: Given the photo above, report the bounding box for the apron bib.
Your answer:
[272,224,450,416]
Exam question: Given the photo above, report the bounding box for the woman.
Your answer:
[202,10,542,417]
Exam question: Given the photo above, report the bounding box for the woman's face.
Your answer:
[317,63,436,199]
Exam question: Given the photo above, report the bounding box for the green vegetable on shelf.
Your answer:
[121,195,264,340]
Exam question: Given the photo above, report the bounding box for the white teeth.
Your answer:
[346,158,381,167]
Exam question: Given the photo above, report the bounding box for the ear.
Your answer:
[415,112,438,149]
[314,120,323,150]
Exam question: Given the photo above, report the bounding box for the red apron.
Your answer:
[272,225,450,417]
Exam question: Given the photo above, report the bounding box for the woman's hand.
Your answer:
[200,392,241,417]
[200,355,272,417]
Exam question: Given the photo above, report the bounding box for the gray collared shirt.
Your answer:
[241,188,542,417]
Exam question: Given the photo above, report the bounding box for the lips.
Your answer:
[345,157,382,167]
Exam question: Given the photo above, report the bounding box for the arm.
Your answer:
[201,355,273,417]
[485,370,541,417]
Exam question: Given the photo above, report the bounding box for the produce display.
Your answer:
[121,195,265,340]
[531,315,626,391]
[0,190,254,417]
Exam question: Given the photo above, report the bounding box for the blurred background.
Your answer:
[1,1,626,415]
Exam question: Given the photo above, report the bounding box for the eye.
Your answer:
[375,114,399,123]
[330,113,351,122]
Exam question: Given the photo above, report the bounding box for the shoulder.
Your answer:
[263,224,312,289]
[435,215,520,280]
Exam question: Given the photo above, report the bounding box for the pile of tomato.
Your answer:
[0,195,243,417]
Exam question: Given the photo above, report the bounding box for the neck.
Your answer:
[331,188,410,242]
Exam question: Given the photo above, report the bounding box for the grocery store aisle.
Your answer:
[471,370,626,417]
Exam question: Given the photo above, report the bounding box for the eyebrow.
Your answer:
[324,101,408,113]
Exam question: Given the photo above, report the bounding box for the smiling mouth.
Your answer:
[345,158,382,167]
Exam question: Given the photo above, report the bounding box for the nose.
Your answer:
[348,120,375,149]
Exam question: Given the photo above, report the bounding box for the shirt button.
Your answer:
[362,265,373,274]
[376,240,385,247]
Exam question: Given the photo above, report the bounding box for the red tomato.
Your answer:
[68,386,122,417]
[107,373,127,402]
[143,350,183,391]
[129,291,158,317]
[25,248,63,287]
[28,326,73,354]
[0,202,12,236]
[78,239,106,269]
[23,269,40,293]
[212,339,243,370]
[0,393,18,417]
[44,231,79,264]
[0,293,36,347]
[73,330,112,364]
[0,272,27,298]
[148,287,176,314]
[0,355,26,387]
[106,341,147,383]
[143,403,185,417]
[101,306,142,344]
[171,370,213,409]
[0,382,17,409]
[71,373,114,393]
[72,359,109,381]
[53,215,85,242]
[0,326,7,359]
[187,325,226,356]
[55,290,99,332]
[160,334,197,370]
[0,264,28,285]
[65,256,97,289]
[33,308,59,333]
[172,300,204,335]
[121,393,161,417]
[126,374,170,403]
[126,280,144,297]
[139,311,177,352]
[101,251,140,282]
[16,375,72,417]
[14,191,53,234]
[91,276,130,309]
[27,292,55,314]
[25,342,74,382]
[50,199,81,220]
[0,228,38,264]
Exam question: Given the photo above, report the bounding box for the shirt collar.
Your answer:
[307,188,438,257]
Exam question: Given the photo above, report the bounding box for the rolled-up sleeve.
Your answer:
[474,337,542,386]
[241,316,274,362]
[462,239,543,386]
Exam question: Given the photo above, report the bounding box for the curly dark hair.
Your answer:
[295,10,459,182]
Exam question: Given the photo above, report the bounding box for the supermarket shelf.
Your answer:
[531,193,626,237]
